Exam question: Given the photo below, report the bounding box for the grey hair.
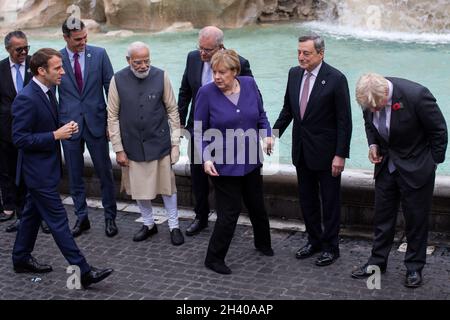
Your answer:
[127,41,150,57]
[355,73,389,110]
[298,33,325,53]
[4,30,27,48]
[198,26,224,46]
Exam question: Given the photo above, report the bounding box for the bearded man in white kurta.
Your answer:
[107,42,184,245]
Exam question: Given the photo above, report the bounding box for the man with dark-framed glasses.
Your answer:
[178,26,255,237]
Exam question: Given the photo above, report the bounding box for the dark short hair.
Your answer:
[30,48,62,76]
[298,33,325,53]
[4,30,27,48]
[62,17,85,37]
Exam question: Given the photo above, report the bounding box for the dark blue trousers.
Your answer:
[12,186,90,274]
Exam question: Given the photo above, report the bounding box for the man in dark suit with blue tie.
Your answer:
[178,26,254,236]
[58,18,118,237]
[0,31,49,233]
[351,73,447,288]
[12,48,113,288]
[273,33,352,266]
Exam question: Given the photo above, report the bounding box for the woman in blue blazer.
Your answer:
[194,49,274,274]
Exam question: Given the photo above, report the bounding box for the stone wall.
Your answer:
[0,0,321,31]
[59,154,450,238]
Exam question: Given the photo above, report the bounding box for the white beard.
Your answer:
[130,66,150,79]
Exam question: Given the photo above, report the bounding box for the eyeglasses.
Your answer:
[197,46,217,54]
[130,59,150,67]
[14,45,30,53]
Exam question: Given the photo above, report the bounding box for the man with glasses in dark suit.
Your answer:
[0,30,49,233]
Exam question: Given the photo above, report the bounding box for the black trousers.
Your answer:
[295,155,342,254]
[368,165,435,272]
[0,141,26,217]
[188,138,210,223]
[206,167,271,264]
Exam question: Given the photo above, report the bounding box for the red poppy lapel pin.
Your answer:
[392,102,404,111]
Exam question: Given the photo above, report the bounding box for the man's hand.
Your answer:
[263,136,275,156]
[368,145,383,164]
[116,151,129,167]
[331,155,345,177]
[53,121,78,140]
[204,160,219,176]
[170,145,180,165]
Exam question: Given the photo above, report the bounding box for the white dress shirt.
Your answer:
[299,61,322,103]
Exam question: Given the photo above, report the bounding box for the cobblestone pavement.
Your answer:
[0,202,449,301]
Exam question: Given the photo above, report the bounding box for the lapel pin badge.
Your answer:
[87,53,91,58]
[321,80,326,85]
[27,68,31,73]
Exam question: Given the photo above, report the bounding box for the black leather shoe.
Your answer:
[315,251,339,266]
[40,220,51,234]
[5,219,20,233]
[105,219,118,237]
[14,256,53,273]
[185,218,207,236]
[81,266,114,288]
[351,263,386,279]
[205,261,232,275]
[72,218,90,237]
[0,211,14,222]
[170,228,185,246]
[405,270,422,288]
[133,224,158,242]
[295,243,321,259]
[256,246,274,256]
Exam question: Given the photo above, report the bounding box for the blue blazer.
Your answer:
[58,45,114,138]
[194,76,271,176]
[12,80,62,188]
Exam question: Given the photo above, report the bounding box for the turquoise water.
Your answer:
[2,24,450,174]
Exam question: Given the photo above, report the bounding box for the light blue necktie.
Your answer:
[14,64,24,92]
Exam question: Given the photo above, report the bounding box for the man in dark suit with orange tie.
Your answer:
[351,73,447,288]
[12,48,113,288]
[0,30,49,233]
[178,26,254,236]
[273,33,352,266]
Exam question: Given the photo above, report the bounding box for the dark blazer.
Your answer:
[178,50,253,130]
[0,56,32,142]
[363,77,447,189]
[273,62,352,170]
[58,45,114,138]
[12,80,61,188]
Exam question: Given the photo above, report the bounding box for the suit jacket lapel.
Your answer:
[290,67,302,121]
[195,53,203,89]
[31,81,58,124]
[82,46,91,95]
[388,84,403,139]
[24,56,32,85]
[2,60,16,95]
[61,48,79,95]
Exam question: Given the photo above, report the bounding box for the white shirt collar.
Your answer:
[9,57,26,68]
[32,77,50,94]
[305,62,322,78]
[66,46,85,58]
[386,80,393,106]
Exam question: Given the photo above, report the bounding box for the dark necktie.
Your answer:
[378,107,396,172]
[46,90,59,120]
[378,108,389,141]
[74,53,83,94]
